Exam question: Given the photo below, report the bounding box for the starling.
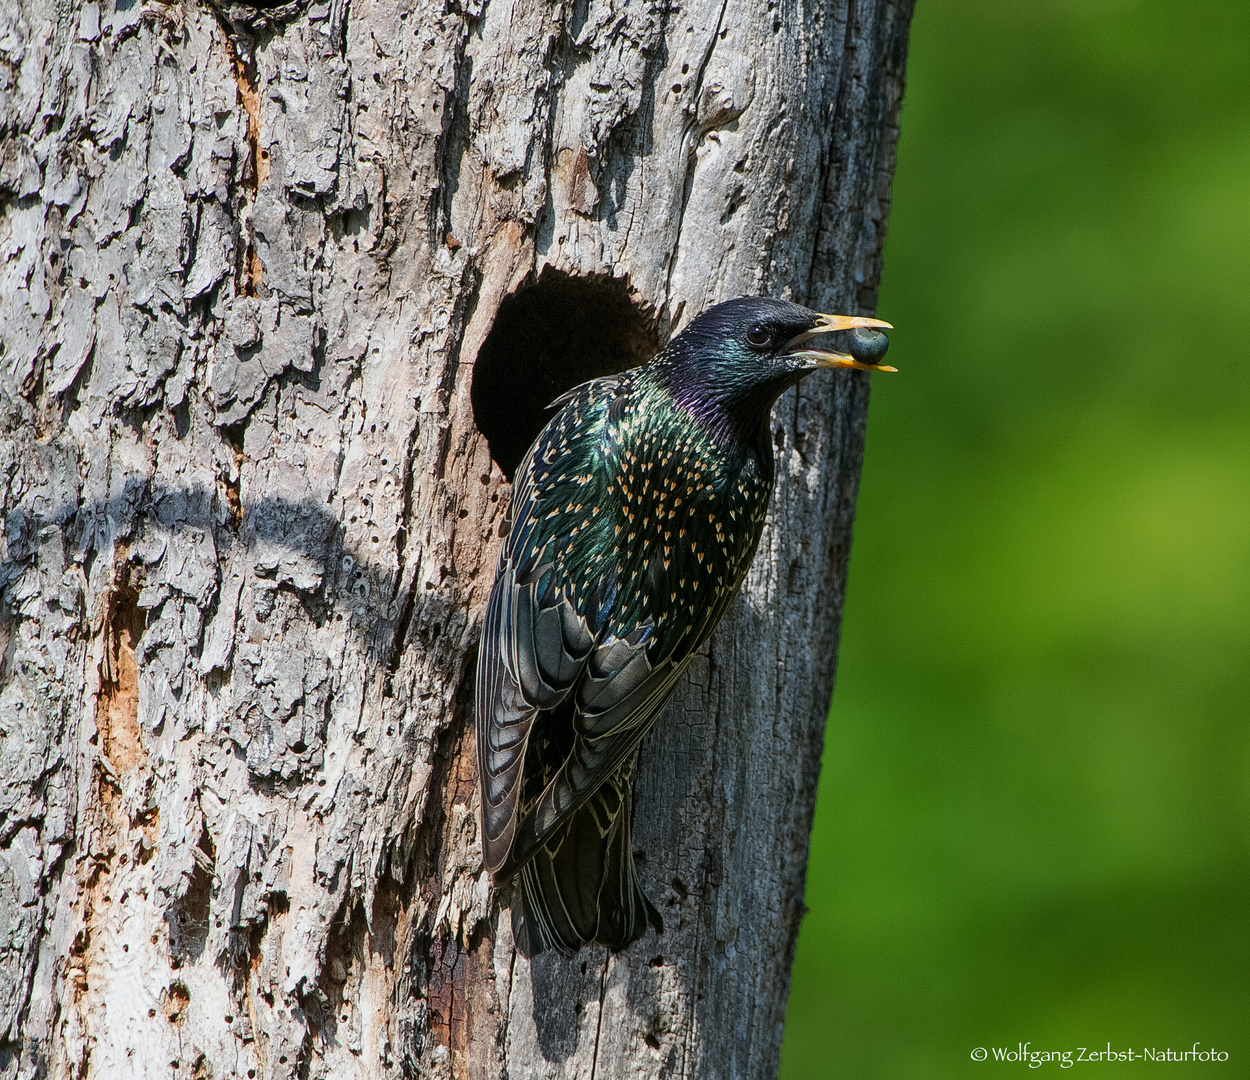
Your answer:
[476,296,894,956]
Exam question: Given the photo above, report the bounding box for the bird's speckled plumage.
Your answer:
[476,296,891,955]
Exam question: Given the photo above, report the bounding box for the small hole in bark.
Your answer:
[471,268,659,482]
[162,981,191,1025]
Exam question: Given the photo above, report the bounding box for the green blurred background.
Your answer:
[781,0,1250,1075]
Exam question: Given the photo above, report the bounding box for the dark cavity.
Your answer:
[472,268,659,481]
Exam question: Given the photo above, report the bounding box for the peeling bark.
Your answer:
[0,0,913,1075]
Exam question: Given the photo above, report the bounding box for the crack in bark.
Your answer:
[802,0,857,306]
[97,583,146,775]
[383,415,423,685]
[662,0,732,315]
[587,956,610,1080]
[403,656,487,1068]
[217,21,268,295]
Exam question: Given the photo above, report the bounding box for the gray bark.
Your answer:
[0,0,912,1075]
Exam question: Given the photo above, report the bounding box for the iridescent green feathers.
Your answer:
[475,297,879,955]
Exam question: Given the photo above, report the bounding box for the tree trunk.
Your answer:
[0,0,912,1074]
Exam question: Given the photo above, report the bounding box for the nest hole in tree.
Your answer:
[471,268,660,482]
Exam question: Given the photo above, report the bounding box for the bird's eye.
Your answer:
[746,324,771,348]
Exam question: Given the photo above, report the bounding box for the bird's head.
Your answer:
[659,297,895,435]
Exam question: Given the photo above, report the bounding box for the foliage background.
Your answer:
[781,0,1250,1075]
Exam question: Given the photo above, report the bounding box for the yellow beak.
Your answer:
[783,313,898,373]
[812,313,894,333]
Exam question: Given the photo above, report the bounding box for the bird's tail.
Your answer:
[511,759,663,957]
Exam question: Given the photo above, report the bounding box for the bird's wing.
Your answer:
[496,576,738,877]
[477,376,620,874]
[476,559,539,871]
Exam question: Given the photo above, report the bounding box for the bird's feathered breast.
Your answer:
[597,371,774,653]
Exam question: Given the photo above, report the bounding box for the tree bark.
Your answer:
[0,0,912,1074]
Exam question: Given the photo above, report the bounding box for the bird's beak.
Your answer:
[782,313,898,372]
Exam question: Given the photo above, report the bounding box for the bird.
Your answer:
[475,296,894,956]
